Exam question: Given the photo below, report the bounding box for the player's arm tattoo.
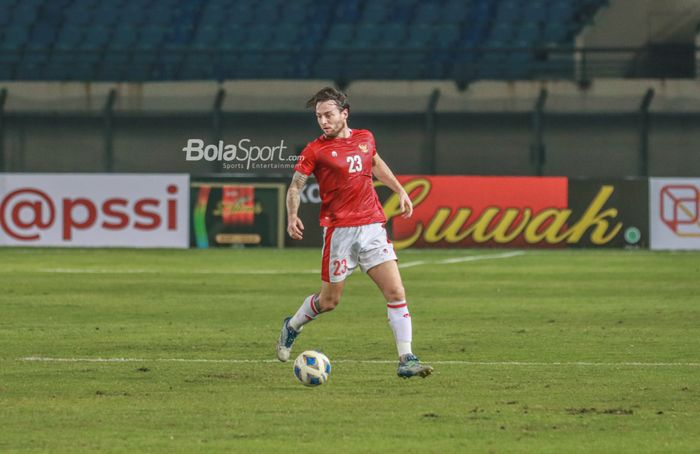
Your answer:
[286,171,308,218]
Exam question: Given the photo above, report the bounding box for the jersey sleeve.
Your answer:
[368,131,377,156]
[294,143,317,176]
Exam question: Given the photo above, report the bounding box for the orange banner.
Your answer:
[384,176,574,248]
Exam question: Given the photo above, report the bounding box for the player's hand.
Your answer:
[399,191,413,218]
[287,216,305,240]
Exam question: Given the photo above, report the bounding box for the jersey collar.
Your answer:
[322,128,352,141]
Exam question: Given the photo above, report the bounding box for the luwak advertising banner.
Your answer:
[291,176,649,249]
[389,176,647,249]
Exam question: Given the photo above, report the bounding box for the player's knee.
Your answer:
[319,294,340,312]
[385,285,405,302]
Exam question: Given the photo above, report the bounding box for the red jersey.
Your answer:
[294,129,386,228]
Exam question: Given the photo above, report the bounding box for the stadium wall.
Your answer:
[1,80,700,177]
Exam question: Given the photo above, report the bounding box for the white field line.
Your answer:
[17,357,700,367]
[34,251,524,275]
[35,268,318,275]
[399,251,523,268]
[397,260,428,269]
[436,251,525,264]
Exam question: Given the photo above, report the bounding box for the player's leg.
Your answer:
[317,279,345,312]
[366,260,411,356]
[360,223,432,378]
[276,226,354,362]
[276,280,345,362]
[366,260,433,378]
[289,280,345,332]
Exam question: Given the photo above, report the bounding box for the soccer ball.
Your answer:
[293,350,331,387]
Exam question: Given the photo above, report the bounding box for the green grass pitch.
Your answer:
[1,247,699,452]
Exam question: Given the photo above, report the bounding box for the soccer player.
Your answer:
[276,87,433,379]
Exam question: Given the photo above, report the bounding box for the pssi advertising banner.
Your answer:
[378,176,648,249]
[0,174,189,247]
[650,178,700,250]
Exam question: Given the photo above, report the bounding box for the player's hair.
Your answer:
[306,87,350,112]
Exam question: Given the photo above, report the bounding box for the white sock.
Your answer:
[289,294,320,331]
[387,301,412,357]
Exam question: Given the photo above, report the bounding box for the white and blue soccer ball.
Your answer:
[293,350,331,387]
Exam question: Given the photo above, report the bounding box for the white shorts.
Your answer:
[321,222,397,283]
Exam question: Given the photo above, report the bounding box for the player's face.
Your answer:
[315,101,348,138]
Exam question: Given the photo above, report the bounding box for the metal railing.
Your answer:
[0,45,696,83]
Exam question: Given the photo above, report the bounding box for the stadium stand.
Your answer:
[0,0,609,82]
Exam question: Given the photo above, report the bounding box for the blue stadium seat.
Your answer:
[3,26,30,49]
[435,25,460,48]
[413,3,442,24]
[80,25,111,49]
[515,23,540,46]
[0,2,20,27]
[441,0,470,23]
[334,0,362,24]
[55,26,85,51]
[271,24,302,49]
[0,0,608,82]
[109,26,138,50]
[382,24,407,48]
[284,8,307,24]
[361,2,390,24]
[391,0,419,22]
[138,26,168,50]
[523,3,548,23]
[494,0,522,23]
[11,3,40,27]
[92,3,121,26]
[490,21,516,43]
[198,7,225,27]
[543,23,569,43]
[405,25,432,48]
[353,24,382,49]
[326,24,354,49]
[549,1,575,20]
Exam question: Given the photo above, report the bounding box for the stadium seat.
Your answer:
[2,26,30,49]
[55,25,85,51]
[326,24,354,49]
[413,3,442,24]
[0,0,609,82]
[0,2,13,27]
[434,25,460,48]
[440,6,469,24]
[80,25,111,49]
[353,24,382,49]
[405,25,433,48]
